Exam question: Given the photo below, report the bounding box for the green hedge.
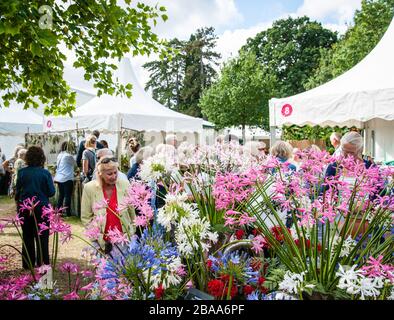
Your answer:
[282,125,352,154]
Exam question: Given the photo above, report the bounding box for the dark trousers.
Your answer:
[0,171,11,195]
[20,204,50,269]
[57,180,74,216]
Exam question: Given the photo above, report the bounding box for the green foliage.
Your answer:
[306,0,394,89]
[264,267,286,291]
[179,27,221,117]
[143,27,221,117]
[242,16,337,97]
[144,39,185,109]
[0,0,170,115]
[199,51,277,131]
[282,125,351,154]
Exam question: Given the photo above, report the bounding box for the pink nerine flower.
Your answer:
[40,205,72,244]
[18,196,40,213]
[134,215,148,228]
[176,265,187,277]
[107,228,130,246]
[213,172,256,210]
[36,264,51,275]
[93,199,109,212]
[361,255,394,282]
[0,256,7,271]
[121,180,154,228]
[185,280,194,289]
[60,262,79,274]
[224,210,256,228]
[80,282,94,292]
[122,180,153,209]
[251,235,268,254]
[239,213,256,226]
[63,291,80,300]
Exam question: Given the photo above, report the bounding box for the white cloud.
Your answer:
[139,0,243,40]
[296,0,361,26]
[211,0,362,70]
[322,22,351,35]
[71,0,362,89]
[216,22,272,64]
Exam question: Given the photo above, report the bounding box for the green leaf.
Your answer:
[3,22,20,35]
[161,14,168,22]
[30,42,43,57]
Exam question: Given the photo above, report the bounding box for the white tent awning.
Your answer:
[45,58,203,133]
[269,19,394,128]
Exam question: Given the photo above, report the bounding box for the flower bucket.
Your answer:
[341,216,369,238]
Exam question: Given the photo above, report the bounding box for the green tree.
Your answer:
[143,39,185,109]
[143,27,221,117]
[242,16,337,97]
[306,0,394,89]
[179,27,221,117]
[199,52,277,141]
[0,0,169,115]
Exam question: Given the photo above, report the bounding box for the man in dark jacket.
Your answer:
[76,130,104,167]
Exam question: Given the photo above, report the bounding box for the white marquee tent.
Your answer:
[269,19,394,162]
[0,103,43,158]
[45,58,203,134]
[44,57,204,156]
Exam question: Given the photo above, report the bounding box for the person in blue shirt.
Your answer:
[54,142,76,217]
[126,146,154,181]
[325,131,374,180]
[270,141,297,172]
[270,141,297,228]
[15,146,55,269]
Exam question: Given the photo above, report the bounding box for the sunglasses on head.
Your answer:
[99,157,117,164]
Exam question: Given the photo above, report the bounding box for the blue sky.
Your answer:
[233,0,303,30]
[131,0,363,85]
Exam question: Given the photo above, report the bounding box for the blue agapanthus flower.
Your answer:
[208,250,259,285]
[95,227,182,298]
[246,291,260,300]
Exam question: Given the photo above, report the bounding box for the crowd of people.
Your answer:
[0,128,378,269]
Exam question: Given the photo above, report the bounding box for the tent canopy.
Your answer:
[269,19,394,129]
[0,102,43,158]
[45,58,203,133]
[0,103,43,135]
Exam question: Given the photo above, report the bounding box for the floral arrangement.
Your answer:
[1,144,393,300]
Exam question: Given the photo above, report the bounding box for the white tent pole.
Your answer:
[117,117,122,164]
[363,123,368,157]
[270,126,277,147]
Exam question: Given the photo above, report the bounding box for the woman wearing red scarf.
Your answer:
[81,156,135,253]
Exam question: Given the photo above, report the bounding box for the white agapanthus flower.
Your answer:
[139,153,175,182]
[332,235,357,257]
[357,276,384,300]
[336,264,385,299]
[336,264,363,294]
[157,192,197,232]
[145,256,184,290]
[175,214,218,257]
[279,271,315,295]
[388,287,394,300]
